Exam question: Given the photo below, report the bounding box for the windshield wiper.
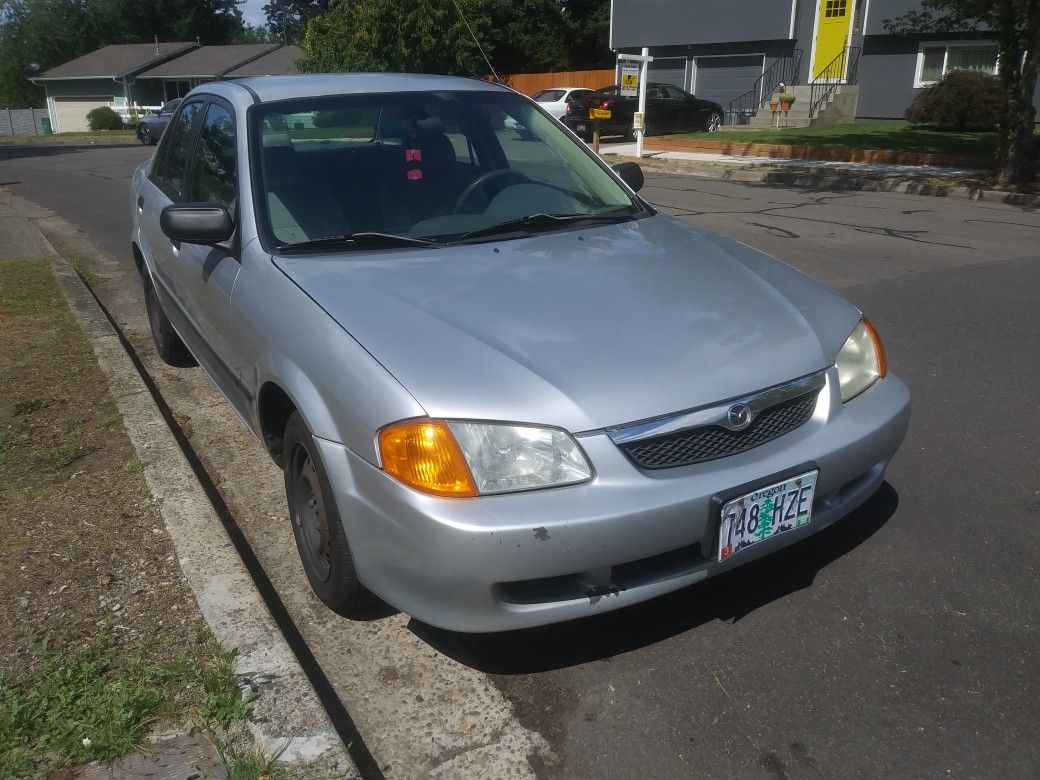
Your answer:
[454,209,636,242]
[277,232,440,252]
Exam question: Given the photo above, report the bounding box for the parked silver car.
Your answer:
[131,74,909,632]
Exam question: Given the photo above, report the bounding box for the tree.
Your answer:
[299,0,493,77]
[884,0,1040,184]
[262,0,331,44]
[486,0,569,75]
[561,0,611,69]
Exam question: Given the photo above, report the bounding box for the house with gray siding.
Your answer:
[32,43,304,132]
[610,0,1037,125]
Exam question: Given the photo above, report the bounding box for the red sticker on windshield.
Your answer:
[406,168,423,181]
[405,148,422,162]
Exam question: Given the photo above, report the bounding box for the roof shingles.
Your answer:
[36,42,198,80]
[135,44,281,79]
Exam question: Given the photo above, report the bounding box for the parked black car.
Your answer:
[135,99,181,145]
[563,83,725,141]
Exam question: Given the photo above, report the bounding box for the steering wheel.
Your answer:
[454,169,531,214]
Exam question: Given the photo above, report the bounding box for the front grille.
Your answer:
[619,391,819,469]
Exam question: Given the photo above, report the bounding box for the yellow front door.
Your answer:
[811,0,854,79]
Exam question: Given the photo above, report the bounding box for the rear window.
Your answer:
[532,89,566,103]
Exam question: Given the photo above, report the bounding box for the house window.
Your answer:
[915,42,998,87]
[824,0,848,18]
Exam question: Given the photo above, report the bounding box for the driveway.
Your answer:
[2,142,1037,778]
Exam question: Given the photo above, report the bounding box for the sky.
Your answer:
[240,0,267,28]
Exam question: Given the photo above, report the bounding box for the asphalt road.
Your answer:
[2,141,1038,779]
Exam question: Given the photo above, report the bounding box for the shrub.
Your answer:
[778,93,796,104]
[905,70,1002,131]
[86,105,123,131]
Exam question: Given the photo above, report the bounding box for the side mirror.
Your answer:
[612,161,644,192]
[160,203,233,244]
[154,108,162,115]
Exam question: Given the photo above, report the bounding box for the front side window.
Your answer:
[252,90,644,250]
[154,100,203,197]
[189,103,237,218]
[916,43,998,86]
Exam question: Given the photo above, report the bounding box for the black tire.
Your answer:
[143,274,196,367]
[137,124,154,145]
[705,110,724,133]
[283,411,367,614]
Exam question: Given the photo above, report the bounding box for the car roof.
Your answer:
[228,73,512,103]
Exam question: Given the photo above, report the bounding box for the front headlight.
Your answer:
[378,419,592,496]
[836,318,887,402]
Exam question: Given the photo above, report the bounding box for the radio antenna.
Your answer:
[449,0,499,81]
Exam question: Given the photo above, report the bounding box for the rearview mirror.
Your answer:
[612,162,644,192]
[160,203,233,244]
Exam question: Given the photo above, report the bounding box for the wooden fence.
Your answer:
[499,69,616,96]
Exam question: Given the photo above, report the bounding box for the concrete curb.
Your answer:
[621,156,1040,207]
[41,236,356,775]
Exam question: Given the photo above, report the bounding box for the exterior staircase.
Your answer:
[746,84,860,128]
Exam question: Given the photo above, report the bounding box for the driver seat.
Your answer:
[379,119,469,232]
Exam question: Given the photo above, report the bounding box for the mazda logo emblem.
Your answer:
[727,403,752,430]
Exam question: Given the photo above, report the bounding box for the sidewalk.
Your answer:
[599,141,1040,206]
[600,141,988,178]
[0,191,355,780]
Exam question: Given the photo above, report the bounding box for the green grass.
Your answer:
[13,397,49,415]
[674,121,1003,158]
[122,458,145,475]
[68,257,101,286]
[0,632,251,778]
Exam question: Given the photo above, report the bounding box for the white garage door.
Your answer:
[693,56,765,109]
[52,97,110,132]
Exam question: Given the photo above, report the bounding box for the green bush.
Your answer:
[905,70,1002,131]
[85,105,124,131]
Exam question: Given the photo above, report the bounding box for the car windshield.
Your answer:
[252,90,642,250]
[532,89,565,102]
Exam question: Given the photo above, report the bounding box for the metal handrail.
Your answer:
[727,50,802,126]
[808,46,861,118]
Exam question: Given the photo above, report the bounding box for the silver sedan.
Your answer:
[130,74,909,632]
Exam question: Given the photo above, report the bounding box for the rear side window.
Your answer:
[533,89,565,103]
[154,101,203,197]
[189,103,237,218]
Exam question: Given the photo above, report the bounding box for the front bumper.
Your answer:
[316,368,910,632]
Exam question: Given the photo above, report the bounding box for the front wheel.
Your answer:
[705,111,723,132]
[136,124,154,145]
[283,411,367,614]
[144,274,196,367]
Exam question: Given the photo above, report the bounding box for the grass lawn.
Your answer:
[672,121,1002,158]
[0,261,267,778]
[0,130,135,145]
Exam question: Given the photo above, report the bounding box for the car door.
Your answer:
[669,86,711,130]
[139,97,204,334]
[170,98,247,416]
[646,85,676,133]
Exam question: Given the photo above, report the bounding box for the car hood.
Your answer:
[272,214,860,433]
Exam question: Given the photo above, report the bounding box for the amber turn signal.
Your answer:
[862,318,888,378]
[378,419,478,497]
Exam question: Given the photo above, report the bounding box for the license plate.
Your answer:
[718,470,818,561]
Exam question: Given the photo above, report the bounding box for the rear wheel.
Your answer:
[283,411,366,614]
[143,274,196,367]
